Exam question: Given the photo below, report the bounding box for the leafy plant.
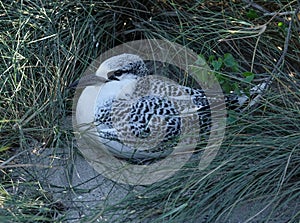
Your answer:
[207,53,256,95]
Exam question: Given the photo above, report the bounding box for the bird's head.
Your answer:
[71,54,148,88]
[96,53,148,82]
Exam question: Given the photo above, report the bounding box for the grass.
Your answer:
[0,0,299,222]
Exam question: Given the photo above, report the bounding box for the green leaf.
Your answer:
[242,71,254,77]
[215,73,224,84]
[233,82,240,93]
[247,9,258,19]
[211,58,223,71]
[223,82,232,94]
[208,55,215,62]
[223,53,238,71]
[243,74,255,83]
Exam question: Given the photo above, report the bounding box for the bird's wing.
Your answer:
[95,75,207,158]
[110,96,179,152]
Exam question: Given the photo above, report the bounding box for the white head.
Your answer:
[96,53,148,81]
[75,54,148,88]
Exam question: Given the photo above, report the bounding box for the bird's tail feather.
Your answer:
[224,82,268,112]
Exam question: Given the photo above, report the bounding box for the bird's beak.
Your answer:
[69,74,109,88]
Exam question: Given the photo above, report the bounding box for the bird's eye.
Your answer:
[114,70,123,76]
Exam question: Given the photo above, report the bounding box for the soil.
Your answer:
[18,146,299,223]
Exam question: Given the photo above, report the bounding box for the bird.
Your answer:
[75,53,250,162]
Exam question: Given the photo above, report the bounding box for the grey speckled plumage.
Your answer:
[92,54,238,160]
[95,75,210,158]
[92,54,213,160]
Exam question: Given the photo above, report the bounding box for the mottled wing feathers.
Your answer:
[95,75,211,156]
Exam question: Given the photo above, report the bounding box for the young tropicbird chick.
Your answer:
[78,54,246,161]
